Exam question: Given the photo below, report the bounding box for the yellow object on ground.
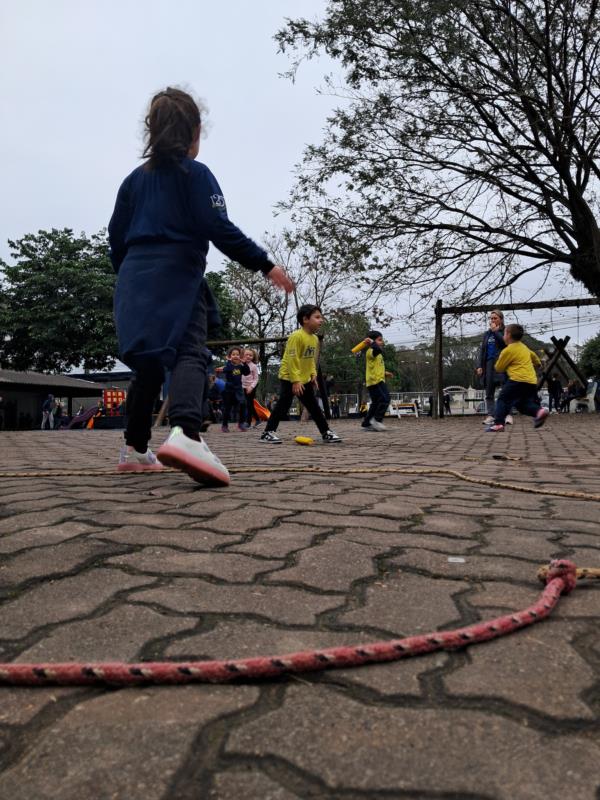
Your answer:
[294,436,315,446]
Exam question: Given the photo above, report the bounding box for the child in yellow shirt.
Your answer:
[260,305,342,443]
[486,324,549,432]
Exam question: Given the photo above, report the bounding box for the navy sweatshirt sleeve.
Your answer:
[189,164,274,274]
[108,176,132,273]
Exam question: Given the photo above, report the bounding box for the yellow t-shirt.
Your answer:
[366,346,385,387]
[494,341,541,384]
[279,328,318,384]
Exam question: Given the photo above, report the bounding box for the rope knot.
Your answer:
[545,559,577,594]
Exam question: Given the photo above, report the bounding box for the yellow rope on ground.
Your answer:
[538,565,600,581]
[0,465,599,502]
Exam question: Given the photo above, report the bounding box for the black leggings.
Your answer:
[265,380,329,436]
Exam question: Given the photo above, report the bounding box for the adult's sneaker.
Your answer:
[482,415,494,425]
[118,446,164,473]
[322,430,342,443]
[370,420,387,431]
[260,430,282,443]
[533,408,549,429]
[156,427,230,486]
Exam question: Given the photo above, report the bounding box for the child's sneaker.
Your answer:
[505,414,514,425]
[221,425,229,433]
[369,420,387,431]
[482,415,494,425]
[485,423,505,432]
[322,430,342,443]
[260,430,281,443]
[156,427,230,486]
[534,408,549,429]
[238,422,250,431]
[118,446,164,472]
[253,421,263,428]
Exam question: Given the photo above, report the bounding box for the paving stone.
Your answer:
[471,580,600,620]
[166,619,376,660]
[289,512,403,532]
[107,548,282,581]
[0,686,259,800]
[358,498,424,518]
[230,523,329,558]
[444,620,596,718]
[0,521,104,554]
[0,508,74,535]
[411,512,485,537]
[226,684,600,797]
[15,604,198,662]
[209,768,298,800]
[0,689,81,725]
[336,572,461,634]
[390,549,538,583]
[0,539,124,586]
[478,527,562,560]
[91,525,235,550]
[78,511,200,529]
[195,507,295,534]
[264,540,381,591]
[337,529,474,551]
[0,569,154,640]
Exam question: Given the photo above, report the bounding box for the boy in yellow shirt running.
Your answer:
[260,305,342,444]
[486,323,549,432]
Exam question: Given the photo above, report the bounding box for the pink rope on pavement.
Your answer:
[0,560,578,687]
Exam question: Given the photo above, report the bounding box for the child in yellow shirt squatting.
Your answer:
[486,323,549,433]
[260,305,342,444]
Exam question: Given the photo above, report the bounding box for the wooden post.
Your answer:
[433,299,443,419]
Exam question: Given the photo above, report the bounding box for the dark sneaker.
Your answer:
[238,423,250,431]
[322,430,342,443]
[534,408,549,429]
[485,424,505,432]
[260,430,282,443]
[221,425,229,433]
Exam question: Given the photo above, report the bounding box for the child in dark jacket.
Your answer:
[108,87,293,484]
[218,346,250,432]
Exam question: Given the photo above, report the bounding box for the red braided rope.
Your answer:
[0,560,578,687]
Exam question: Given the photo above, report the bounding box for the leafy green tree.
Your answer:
[319,310,372,395]
[0,228,117,372]
[579,333,600,376]
[204,270,243,343]
[278,1,600,306]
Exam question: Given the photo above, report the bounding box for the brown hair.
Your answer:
[244,348,259,364]
[505,323,524,340]
[227,346,242,357]
[143,87,200,169]
[490,309,504,323]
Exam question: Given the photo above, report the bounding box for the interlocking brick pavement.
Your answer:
[0,415,599,799]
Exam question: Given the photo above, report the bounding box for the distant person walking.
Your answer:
[547,373,562,413]
[41,394,55,430]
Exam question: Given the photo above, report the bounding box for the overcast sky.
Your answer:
[1,0,598,350]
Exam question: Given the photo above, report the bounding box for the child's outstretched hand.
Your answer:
[267,265,294,293]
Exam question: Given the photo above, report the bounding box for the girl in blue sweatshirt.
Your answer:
[109,87,293,485]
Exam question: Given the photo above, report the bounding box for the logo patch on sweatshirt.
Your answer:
[210,194,226,209]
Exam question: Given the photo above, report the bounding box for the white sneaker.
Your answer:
[322,430,342,443]
[156,426,230,486]
[505,414,514,425]
[118,446,164,473]
[369,420,387,431]
[482,415,494,425]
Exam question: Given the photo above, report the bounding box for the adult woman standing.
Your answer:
[476,310,511,425]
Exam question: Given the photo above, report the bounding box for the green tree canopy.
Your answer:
[579,333,600,376]
[0,228,117,373]
[278,0,600,307]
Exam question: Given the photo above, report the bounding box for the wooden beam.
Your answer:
[441,297,598,316]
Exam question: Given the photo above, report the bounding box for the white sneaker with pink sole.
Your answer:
[157,426,230,486]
